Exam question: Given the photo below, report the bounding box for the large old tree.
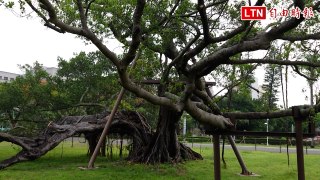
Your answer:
[1,0,320,165]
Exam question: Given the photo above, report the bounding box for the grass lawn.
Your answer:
[0,141,319,180]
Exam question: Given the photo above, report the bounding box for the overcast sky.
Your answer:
[0,8,97,74]
[0,7,317,107]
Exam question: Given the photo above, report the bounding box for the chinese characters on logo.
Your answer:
[241,6,314,20]
[269,7,314,19]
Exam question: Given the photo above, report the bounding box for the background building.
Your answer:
[43,67,58,76]
[0,71,20,83]
[0,67,58,83]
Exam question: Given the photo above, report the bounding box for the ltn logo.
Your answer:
[241,6,267,20]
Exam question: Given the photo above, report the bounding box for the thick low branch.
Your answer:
[193,89,221,115]
[185,99,233,129]
[223,104,319,120]
[280,32,320,41]
[189,34,271,77]
[0,133,34,151]
[0,111,151,170]
[223,110,292,120]
[119,71,183,112]
[225,59,320,68]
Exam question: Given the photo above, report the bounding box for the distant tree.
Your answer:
[56,51,160,127]
[55,51,118,114]
[0,62,57,135]
[261,64,281,111]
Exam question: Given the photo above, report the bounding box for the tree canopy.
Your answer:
[1,0,320,172]
[2,0,320,139]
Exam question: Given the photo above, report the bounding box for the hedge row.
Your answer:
[178,136,316,146]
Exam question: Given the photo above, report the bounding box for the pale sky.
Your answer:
[0,8,97,74]
[0,7,317,107]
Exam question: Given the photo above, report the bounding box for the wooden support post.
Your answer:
[213,135,221,180]
[87,88,125,169]
[227,135,251,175]
[293,106,305,180]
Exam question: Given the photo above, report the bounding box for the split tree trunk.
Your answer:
[132,106,202,163]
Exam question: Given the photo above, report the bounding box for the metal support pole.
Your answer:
[254,138,257,151]
[213,135,221,180]
[293,106,305,180]
[227,135,251,175]
[87,88,125,169]
[265,119,269,146]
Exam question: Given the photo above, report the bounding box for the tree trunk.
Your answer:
[0,109,202,170]
[131,106,202,163]
[85,132,100,156]
[0,111,152,170]
[101,135,106,157]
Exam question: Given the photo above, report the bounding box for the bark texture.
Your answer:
[0,110,202,170]
[0,111,151,170]
[131,106,202,163]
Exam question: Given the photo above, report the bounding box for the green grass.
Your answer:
[0,141,320,179]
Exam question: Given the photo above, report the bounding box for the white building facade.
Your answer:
[43,67,58,76]
[0,67,58,83]
[0,71,20,83]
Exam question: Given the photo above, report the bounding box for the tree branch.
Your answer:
[180,0,268,65]
[85,0,95,17]
[180,0,228,17]
[122,0,146,66]
[291,65,318,81]
[34,0,120,67]
[225,58,320,68]
[193,89,222,115]
[266,0,305,36]
[197,0,211,41]
[76,0,88,30]
[0,133,33,151]
[280,32,320,41]
[188,34,271,77]
[119,70,183,112]
[185,99,233,129]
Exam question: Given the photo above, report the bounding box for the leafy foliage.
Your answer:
[0,62,58,135]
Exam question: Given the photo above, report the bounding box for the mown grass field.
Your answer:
[0,141,319,180]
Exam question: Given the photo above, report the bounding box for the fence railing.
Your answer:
[178,136,319,147]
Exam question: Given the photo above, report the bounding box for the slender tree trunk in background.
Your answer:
[268,68,275,110]
[227,66,236,110]
[309,67,315,107]
[285,66,289,109]
[119,135,123,159]
[309,67,315,148]
[283,66,290,150]
[280,66,286,109]
[101,135,106,157]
